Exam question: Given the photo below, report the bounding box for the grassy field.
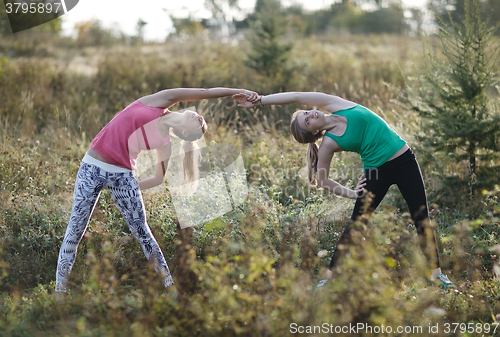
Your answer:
[1,31,500,336]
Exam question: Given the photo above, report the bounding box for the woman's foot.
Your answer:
[316,270,334,289]
[431,273,455,290]
[316,279,331,288]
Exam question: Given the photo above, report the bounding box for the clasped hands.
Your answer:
[233,91,261,108]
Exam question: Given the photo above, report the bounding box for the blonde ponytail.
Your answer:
[307,142,319,185]
[290,110,324,186]
[169,114,207,186]
[182,140,201,184]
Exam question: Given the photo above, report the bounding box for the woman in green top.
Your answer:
[233,91,454,289]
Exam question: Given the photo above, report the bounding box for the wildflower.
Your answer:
[233,130,238,134]
[162,204,167,208]
[261,132,265,135]
[233,284,238,290]
[206,215,210,219]
[35,140,40,145]
[317,250,328,258]
[271,138,275,142]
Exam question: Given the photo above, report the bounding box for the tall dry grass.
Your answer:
[0,33,499,336]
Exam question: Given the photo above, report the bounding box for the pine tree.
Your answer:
[245,0,292,79]
[398,0,500,194]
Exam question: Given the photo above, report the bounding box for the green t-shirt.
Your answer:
[323,105,406,169]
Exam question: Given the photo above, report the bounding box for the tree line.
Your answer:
[2,0,500,40]
[172,0,500,38]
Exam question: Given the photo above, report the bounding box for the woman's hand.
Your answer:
[233,92,260,108]
[241,90,259,102]
[354,173,367,196]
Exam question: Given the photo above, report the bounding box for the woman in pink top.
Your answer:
[56,87,258,295]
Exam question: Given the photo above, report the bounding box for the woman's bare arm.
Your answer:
[316,138,363,199]
[138,144,171,190]
[233,92,356,112]
[139,88,258,109]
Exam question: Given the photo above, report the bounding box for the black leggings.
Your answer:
[329,148,440,270]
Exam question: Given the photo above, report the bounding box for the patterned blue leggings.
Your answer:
[55,161,174,292]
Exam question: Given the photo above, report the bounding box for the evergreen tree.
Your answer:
[245,0,292,79]
[398,0,500,194]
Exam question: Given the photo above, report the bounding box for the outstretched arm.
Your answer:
[233,91,356,113]
[138,144,171,190]
[139,88,259,109]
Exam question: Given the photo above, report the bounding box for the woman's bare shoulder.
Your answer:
[319,134,343,153]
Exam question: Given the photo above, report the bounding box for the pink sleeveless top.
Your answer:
[91,100,171,171]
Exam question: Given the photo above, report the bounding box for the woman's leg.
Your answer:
[56,163,105,292]
[395,156,440,269]
[328,168,393,269]
[107,172,174,288]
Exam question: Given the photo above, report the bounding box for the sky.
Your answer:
[61,0,429,42]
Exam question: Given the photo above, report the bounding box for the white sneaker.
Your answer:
[431,273,455,290]
[316,278,335,290]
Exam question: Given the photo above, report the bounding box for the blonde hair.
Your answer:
[290,110,324,186]
[172,120,208,184]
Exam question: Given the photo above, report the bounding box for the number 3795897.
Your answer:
[5,2,62,14]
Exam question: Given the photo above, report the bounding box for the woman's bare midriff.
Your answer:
[87,148,110,164]
[387,144,410,162]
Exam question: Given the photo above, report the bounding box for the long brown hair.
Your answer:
[290,110,324,186]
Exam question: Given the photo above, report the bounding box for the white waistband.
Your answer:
[82,153,132,173]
